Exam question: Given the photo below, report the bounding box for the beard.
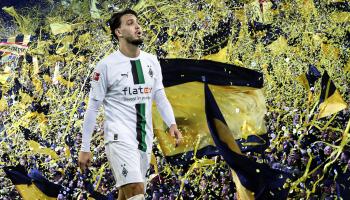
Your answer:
[126,37,144,46]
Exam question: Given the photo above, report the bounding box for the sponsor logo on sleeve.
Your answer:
[92,72,100,81]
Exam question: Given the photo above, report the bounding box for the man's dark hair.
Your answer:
[108,9,138,41]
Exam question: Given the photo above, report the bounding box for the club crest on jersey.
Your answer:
[121,163,128,177]
[92,72,100,81]
[147,65,153,78]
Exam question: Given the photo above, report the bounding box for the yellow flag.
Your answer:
[15,185,57,200]
[50,23,73,35]
[319,90,348,119]
[16,184,57,200]
[27,140,59,159]
[267,36,289,56]
[153,82,267,157]
[318,71,348,119]
[203,47,228,63]
[297,73,310,90]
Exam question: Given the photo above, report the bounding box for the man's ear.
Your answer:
[115,28,122,38]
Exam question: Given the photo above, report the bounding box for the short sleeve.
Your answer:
[89,62,107,101]
[153,57,164,92]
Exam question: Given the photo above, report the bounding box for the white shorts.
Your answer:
[105,141,151,188]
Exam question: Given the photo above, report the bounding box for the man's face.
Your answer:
[116,14,143,46]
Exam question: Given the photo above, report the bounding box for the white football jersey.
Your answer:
[89,50,164,152]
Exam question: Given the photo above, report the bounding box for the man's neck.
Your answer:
[119,41,140,58]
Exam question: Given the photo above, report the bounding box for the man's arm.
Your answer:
[78,98,103,172]
[153,89,175,127]
[152,56,182,145]
[81,98,103,152]
[153,89,182,146]
[79,61,107,172]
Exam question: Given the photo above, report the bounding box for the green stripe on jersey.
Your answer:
[136,103,147,152]
[131,60,145,84]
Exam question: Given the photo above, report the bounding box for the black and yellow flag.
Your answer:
[318,71,347,119]
[204,83,290,200]
[4,165,61,200]
[153,58,268,167]
[297,64,321,91]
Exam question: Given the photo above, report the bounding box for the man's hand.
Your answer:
[78,151,92,172]
[169,124,183,147]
